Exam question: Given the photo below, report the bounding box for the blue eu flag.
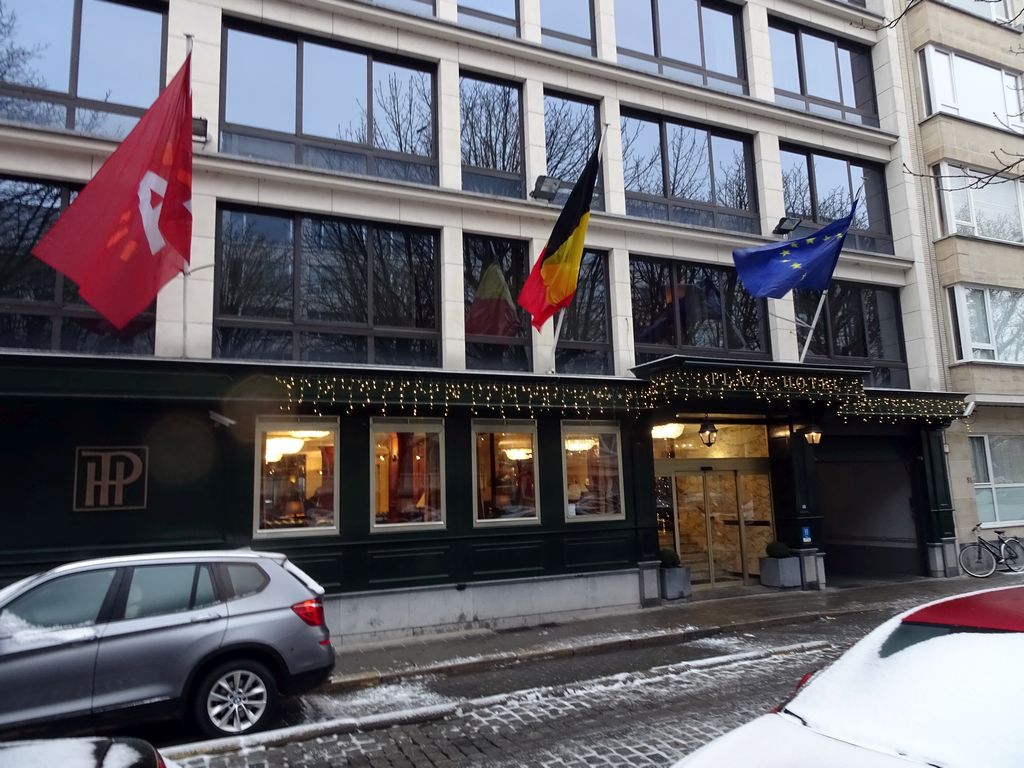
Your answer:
[732,201,857,299]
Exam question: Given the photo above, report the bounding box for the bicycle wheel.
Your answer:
[1003,539,1024,572]
[959,543,997,578]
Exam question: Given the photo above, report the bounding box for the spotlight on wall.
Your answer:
[803,425,823,445]
[531,175,561,202]
[698,420,718,448]
[773,216,802,235]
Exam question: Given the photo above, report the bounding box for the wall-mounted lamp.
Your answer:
[773,216,802,235]
[803,425,823,445]
[192,116,209,143]
[698,420,718,448]
[531,175,561,202]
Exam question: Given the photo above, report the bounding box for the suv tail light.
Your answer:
[291,598,326,627]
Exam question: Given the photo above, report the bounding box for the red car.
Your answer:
[673,585,1024,767]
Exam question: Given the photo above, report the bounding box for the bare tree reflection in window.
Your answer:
[561,250,607,342]
[543,94,595,183]
[460,76,522,174]
[373,227,436,328]
[300,219,368,323]
[373,64,433,156]
[621,115,663,195]
[666,124,710,202]
[0,180,62,301]
[219,212,294,320]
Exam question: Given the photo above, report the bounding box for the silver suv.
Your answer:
[0,550,335,738]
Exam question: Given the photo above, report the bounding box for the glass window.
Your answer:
[541,0,594,56]
[795,281,908,388]
[614,0,745,94]
[768,20,878,127]
[464,234,530,371]
[222,26,437,184]
[543,92,602,208]
[781,146,892,254]
[0,0,164,138]
[952,285,1024,363]
[215,207,439,365]
[556,250,611,374]
[0,178,155,354]
[372,0,435,16]
[473,421,538,524]
[563,424,624,520]
[371,420,445,529]
[460,75,524,197]
[631,255,768,361]
[921,47,1023,133]
[256,420,339,535]
[124,565,197,620]
[225,564,269,598]
[621,112,756,233]
[940,0,1009,20]
[1,570,115,631]
[458,0,518,36]
[972,435,1024,524]
[938,164,1024,244]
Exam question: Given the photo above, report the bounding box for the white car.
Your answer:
[672,584,1024,767]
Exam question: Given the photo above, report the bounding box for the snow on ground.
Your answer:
[296,680,458,721]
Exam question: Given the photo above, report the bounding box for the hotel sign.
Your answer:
[74,446,149,511]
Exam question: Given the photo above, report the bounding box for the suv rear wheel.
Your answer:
[194,659,278,737]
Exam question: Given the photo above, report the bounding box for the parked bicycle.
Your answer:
[958,525,1024,577]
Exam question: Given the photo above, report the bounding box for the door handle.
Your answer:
[190,613,221,624]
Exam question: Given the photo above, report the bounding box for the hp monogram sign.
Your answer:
[74,447,149,511]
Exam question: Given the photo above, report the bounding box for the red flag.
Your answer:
[32,55,193,330]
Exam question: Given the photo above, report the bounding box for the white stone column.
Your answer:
[520,0,542,44]
[607,246,635,375]
[436,0,458,23]
[441,225,467,370]
[593,0,618,62]
[600,96,625,215]
[743,2,774,102]
[437,58,463,190]
[522,78,548,192]
[752,131,783,237]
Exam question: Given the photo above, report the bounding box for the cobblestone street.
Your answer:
[176,613,875,767]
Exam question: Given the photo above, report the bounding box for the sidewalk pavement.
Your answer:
[324,572,1018,695]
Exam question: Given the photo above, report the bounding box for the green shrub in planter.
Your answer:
[765,540,793,558]
[658,547,681,568]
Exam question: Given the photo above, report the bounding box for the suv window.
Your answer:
[0,569,116,632]
[224,563,268,599]
[195,564,218,609]
[125,565,197,619]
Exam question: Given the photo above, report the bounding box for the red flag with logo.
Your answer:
[32,55,193,330]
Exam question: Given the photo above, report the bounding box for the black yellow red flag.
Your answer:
[517,143,601,330]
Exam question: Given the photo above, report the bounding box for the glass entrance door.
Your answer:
[674,469,774,586]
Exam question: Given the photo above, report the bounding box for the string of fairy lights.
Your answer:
[275,366,965,425]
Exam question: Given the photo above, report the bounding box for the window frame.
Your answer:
[934,162,1024,245]
[213,204,442,366]
[0,176,156,355]
[614,0,747,94]
[458,0,520,36]
[919,45,1024,134]
[795,280,909,387]
[0,0,168,138]
[555,248,613,374]
[620,110,758,234]
[949,283,1024,363]
[471,419,541,527]
[561,421,626,523]
[370,418,447,532]
[459,72,526,198]
[630,255,771,362]
[768,19,879,128]
[219,20,439,183]
[252,417,341,539]
[971,434,1024,526]
[540,0,596,57]
[780,145,894,254]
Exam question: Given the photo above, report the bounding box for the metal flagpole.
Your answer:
[798,291,827,364]
[179,33,196,357]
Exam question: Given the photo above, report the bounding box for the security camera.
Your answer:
[963,399,976,418]
[208,410,237,428]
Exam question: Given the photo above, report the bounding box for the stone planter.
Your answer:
[759,556,801,588]
[659,565,692,600]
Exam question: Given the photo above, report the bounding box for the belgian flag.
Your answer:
[518,143,601,330]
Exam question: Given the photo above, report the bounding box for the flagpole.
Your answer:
[799,291,827,364]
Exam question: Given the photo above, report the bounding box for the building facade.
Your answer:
[897,0,1024,545]
[0,0,965,642]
